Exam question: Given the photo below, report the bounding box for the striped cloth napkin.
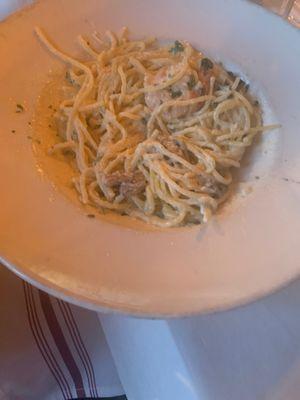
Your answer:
[0,265,126,400]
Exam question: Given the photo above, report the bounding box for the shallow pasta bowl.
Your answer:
[0,0,300,317]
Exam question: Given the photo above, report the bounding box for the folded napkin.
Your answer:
[0,265,125,400]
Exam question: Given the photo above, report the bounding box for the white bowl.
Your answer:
[0,0,300,317]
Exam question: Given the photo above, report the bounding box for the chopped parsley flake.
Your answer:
[201,58,214,71]
[65,70,74,85]
[227,71,236,80]
[237,79,248,92]
[169,88,182,98]
[16,104,24,113]
[169,40,184,55]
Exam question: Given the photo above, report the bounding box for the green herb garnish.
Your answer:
[169,88,182,99]
[201,58,214,71]
[187,75,196,90]
[16,104,24,113]
[227,71,236,80]
[65,70,74,85]
[237,79,248,92]
[169,40,184,55]
[62,149,74,157]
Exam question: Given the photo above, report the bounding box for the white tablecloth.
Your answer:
[99,278,300,400]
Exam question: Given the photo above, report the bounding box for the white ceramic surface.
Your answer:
[0,0,300,317]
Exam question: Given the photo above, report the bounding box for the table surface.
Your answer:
[99,277,300,400]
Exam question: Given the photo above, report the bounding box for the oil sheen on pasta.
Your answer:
[35,27,277,228]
